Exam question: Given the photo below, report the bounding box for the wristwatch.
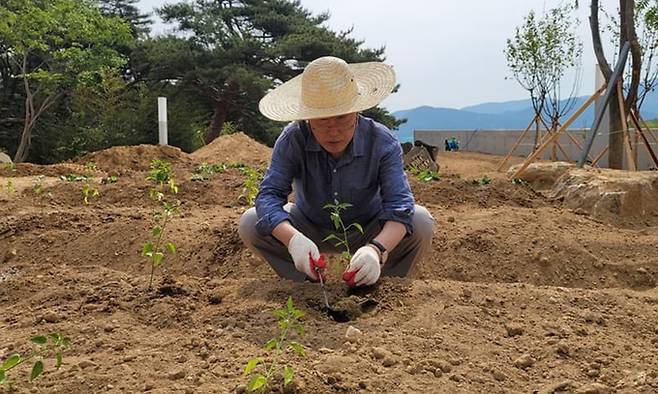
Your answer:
[368,239,388,265]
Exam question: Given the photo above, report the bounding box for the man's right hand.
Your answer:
[287,232,321,280]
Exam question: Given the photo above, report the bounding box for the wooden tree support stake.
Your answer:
[510,86,605,180]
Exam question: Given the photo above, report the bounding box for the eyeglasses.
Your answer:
[308,114,357,133]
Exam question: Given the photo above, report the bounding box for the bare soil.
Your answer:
[1,140,658,394]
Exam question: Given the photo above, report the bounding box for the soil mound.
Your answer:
[73,144,192,172]
[191,132,271,166]
[551,168,658,225]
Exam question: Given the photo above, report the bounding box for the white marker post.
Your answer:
[158,97,168,145]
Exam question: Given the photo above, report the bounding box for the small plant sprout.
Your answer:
[142,200,179,290]
[146,159,178,194]
[244,297,305,393]
[190,162,227,182]
[322,201,363,267]
[83,162,98,171]
[0,333,70,388]
[32,175,45,197]
[4,180,16,194]
[101,175,118,184]
[238,165,263,205]
[473,175,492,186]
[416,169,441,182]
[512,178,527,186]
[81,183,100,205]
[59,173,90,182]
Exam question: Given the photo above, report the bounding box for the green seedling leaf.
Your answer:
[2,354,21,370]
[29,361,43,381]
[283,365,294,386]
[31,336,47,345]
[165,242,176,255]
[153,252,164,267]
[288,342,305,357]
[142,242,154,256]
[286,296,294,310]
[152,226,162,236]
[248,374,267,391]
[55,353,62,369]
[243,358,262,375]
[0,369,5,383]
[351,223,364,234]
[264,339,277,350]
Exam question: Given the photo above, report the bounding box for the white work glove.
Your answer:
[344,245,381,287]
[287,232,321,280]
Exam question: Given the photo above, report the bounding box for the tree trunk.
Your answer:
[590,0,624,169]
[622,0,641,113]
[205,101,229,144]
[13,118,32,163]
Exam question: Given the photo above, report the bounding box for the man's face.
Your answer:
[308,112,358,158]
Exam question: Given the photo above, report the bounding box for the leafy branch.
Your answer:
[0,333,70,388]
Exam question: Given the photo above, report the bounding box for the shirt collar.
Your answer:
[303,115,366,158]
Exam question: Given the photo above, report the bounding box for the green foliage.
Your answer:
[101,175,118,184]
[143,159,180,290]
[407,165,441,182]
[505,4,582,125]
[190,162,228,182]
[322,202,363,266]
[473,175,492,186]
[238,165,264,206]
[59,174,90,182]
[512,178,528,186]
[0,0,133,161]
[244,297,305,393]
[83,162,97,171]
[81,183,100,205]
[0,333,70,387]
[146,159,178,194]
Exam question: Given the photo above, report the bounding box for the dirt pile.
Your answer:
[1,151,658,393]
[73,144,193,172]
[191,132,271,166]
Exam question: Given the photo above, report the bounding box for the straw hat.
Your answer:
[259,56,396,122]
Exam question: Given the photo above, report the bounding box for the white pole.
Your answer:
[158,97,168,145]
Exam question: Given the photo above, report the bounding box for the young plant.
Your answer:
[83,162,98,171]
[322,201,363,268]
[59,173,90,182]
[32,175,45,197]
[232,164,263,205]
[142,199,179,290]
[1,162,16,173]
[244,297,305,393]
[101,175,118,184]
[473,175,492,186]
[416,169,441,182]
[0,333,70,388]
[4,180,16,194]
[81,183,100,205]
[190,162,228,182]
[146,159,178,194]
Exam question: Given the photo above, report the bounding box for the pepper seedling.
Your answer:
[0,333,70,389]
[244,297,305,393]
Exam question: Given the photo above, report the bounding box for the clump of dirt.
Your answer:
[73,144,193,172]
[191,132,271,166]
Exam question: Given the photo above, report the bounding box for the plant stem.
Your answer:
[148,212,170,290]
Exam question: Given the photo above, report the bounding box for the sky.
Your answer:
[137,0,619,112]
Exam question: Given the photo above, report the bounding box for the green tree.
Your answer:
[135,0,400,146]
[97,0,152,39]
[505,4,583,156]
[0,0,132,162]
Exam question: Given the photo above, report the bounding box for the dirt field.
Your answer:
[1,136,658,394]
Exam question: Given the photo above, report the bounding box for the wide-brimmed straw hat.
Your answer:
[259,56,396,122]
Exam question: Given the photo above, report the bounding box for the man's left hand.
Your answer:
[344,246,380,287]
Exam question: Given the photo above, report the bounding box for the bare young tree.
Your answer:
[506,4,583,157]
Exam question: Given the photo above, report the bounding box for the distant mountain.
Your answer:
[392,91,658,142]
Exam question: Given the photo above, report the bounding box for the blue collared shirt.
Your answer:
[255,115,415,236]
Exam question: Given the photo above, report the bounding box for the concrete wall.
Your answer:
[414,128,658,170]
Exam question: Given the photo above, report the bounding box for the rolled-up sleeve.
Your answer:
[255,127,299,235]
[377,139,415,234]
